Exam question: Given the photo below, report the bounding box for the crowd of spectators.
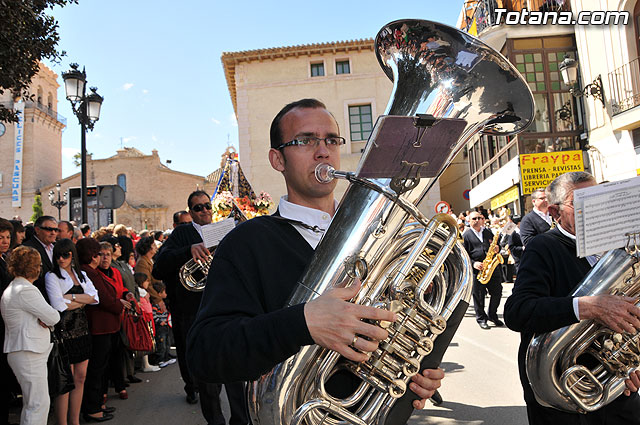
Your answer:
[0,216,176,424]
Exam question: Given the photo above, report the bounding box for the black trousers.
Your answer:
[83,333,113,414]
[471,275,502,322]
[174,309,249,424]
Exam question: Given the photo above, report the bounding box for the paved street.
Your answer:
[24,283,526,425]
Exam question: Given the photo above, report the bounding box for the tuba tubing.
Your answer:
[526,248,640,413]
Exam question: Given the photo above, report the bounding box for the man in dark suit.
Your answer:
[519,188,552,246]
[22,215,57,299]
[153,194,248,425]
[462,211,504,330]
[504,171,640,425]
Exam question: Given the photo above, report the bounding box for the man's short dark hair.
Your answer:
[34,215,56,227]
[173,210,188,225]
[269,98,328,149]
[187,191,210,209]
[80,223,91,235]
[59,220,74,233]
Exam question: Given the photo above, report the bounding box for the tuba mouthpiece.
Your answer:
[315,163,336,183]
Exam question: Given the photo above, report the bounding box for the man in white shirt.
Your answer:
[23,215,58,298]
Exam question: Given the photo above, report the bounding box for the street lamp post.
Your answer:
[49,183,68,220]
[62,64,104,225]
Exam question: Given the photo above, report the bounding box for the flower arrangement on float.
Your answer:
[211,190,274,222]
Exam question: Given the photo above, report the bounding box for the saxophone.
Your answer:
[249,19,534,425]
[526,248,640,413]
[477,231,504,284]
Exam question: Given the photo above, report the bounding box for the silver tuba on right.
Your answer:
[526,247,640,413]
[248,19,534,425]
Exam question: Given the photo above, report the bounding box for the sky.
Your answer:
[47,1,463,179]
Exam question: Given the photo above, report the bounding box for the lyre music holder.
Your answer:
[357,115,468,180]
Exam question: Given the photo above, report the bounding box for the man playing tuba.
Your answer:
[504,171,640,425]
[187,99,444,415]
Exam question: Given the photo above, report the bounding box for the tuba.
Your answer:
[249,19,534,425]
[526,247,640,413]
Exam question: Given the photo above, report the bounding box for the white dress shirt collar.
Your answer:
[192,221,204,240]
[533,207,552,226]
[470,226,484,243]
[278,196,337,249]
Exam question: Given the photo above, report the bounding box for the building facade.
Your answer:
[41,148,216,231]
[222,38,468,216]
[458,0,640,214]
[0,63,66,220]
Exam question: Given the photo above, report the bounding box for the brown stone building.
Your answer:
[41,148,216,230]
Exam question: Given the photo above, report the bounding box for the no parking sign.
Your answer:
[434,201,451,214]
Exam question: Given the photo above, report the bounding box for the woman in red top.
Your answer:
[97,242,130,401]
[77,238,130,423]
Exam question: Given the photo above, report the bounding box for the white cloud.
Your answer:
[123,83,134,91]
[121,136,137,144]
[229,113,237,127]
[211,118,221,125]
[142,89,149,95]
[151,135,158,142]
[62,147,80,159]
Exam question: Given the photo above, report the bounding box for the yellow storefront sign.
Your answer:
[519,150,584,195]
[491,185,519,210]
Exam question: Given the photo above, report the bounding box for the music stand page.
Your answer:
[357,116,468,180]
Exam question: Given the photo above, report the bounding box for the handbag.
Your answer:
[47,330,75,398]
[122,298,154,353]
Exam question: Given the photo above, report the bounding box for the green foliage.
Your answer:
[31,194,44,222]
[0,0,78,123]
[73,151,91,167]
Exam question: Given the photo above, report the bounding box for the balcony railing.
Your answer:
[608,58,640,115]
[460,0,571,34]
[0,100,67,126]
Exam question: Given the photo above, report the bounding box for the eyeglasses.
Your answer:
[191,202,212,213]
[99,252,111,257]
[470,217,484,221]
[59,252,72,259]
[39,226,60,232]
[275,136,346,150]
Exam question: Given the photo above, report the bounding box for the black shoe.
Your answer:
[186,393,198,404]
[127,375,142,383]
[83,413,114,422]
[478,320,490,330]
[102,406,116,414]
[489,318,504,327]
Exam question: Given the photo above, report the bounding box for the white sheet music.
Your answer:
[201,218,236,249]
[574,176,640,257]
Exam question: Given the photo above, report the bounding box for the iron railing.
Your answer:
[608,58,640,115]
[460,0,571,34]
[0,100,67,126]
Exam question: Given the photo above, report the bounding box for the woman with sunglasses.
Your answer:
[45,239,99,425]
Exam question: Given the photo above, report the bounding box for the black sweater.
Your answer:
[186,215,315,383]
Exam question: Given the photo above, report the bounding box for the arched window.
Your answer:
[47,92,53,111]
[117,174,126,192]
[37,86,43,105]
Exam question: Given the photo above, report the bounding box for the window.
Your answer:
[310,62,325,77]
[349,105,373,141]
[336,60,350,74]
[117,174,127,192]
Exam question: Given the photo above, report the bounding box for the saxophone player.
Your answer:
[187,98,444,414]
[504,171,640,425]
[462,211,504,330]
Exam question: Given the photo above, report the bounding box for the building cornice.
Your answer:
[221,38,375,114]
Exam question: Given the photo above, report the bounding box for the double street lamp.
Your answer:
[49,183,68,220]
[62,64,104,224]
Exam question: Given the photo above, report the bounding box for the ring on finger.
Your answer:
[352,335,358,346]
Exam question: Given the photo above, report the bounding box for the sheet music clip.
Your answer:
[356,115,468,190]
[625,232,640,257]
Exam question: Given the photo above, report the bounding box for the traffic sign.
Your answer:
[435,200,451,214]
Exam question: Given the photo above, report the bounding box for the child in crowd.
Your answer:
[133,272,159,372]
[151,282,175,367]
